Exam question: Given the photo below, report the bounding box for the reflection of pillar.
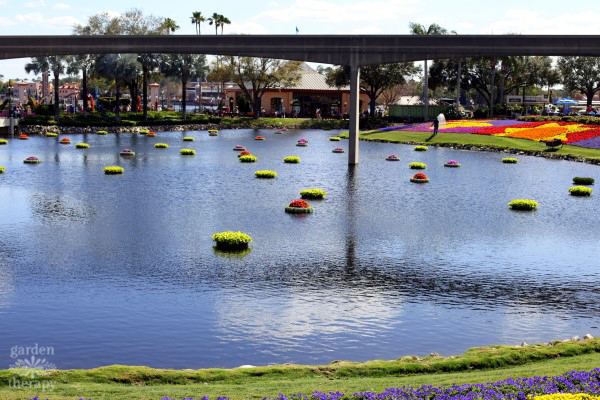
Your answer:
[348,64,360,165]
[149,83,160,110]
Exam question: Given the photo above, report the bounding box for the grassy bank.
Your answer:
[338,130,600,162]
[2,340,600,399]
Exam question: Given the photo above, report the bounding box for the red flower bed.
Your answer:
[566,128,600,143]
[239,151,251,156]
[288,199,310,208]
[413,173,428,180]
[19,134,28,138]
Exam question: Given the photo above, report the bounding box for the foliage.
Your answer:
[502,158,519,163]
[284,156,301,163]
[300,189,327,199]
[154,143,168,148]
[73,8,165,35]
[410,173,429,183]
[329,137,341,141]
[103,166,124,175]
[558,57,600,107]
[569,186,593,196]
[255,170,277,179]
[414,145,428,151]
[76,143,89,148]
[0,166,4,173]
[180,149,196,155]
[409,162,427,169]
[183,136,195,141]
[0,139,7,145]
[239,155,258,163]
[573,177,595,185]
[519,116,600,124]
[286,199,314,213]
[212,231,252,250]
[508,199,539,210]
[160,53,208,119]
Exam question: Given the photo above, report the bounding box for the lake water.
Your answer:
[0,129,599,369]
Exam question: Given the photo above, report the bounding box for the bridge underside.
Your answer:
[2,34,600,164]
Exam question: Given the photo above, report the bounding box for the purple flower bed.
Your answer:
[572,136,600,149]
[157,369,600,400]
[392,120,521,133]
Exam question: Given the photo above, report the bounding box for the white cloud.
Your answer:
[54,2,70,9]
[253,0,419,24]
[25,0,45,8]
[14,12,80,29]
[226,21,270,35]
[482,9,600,34]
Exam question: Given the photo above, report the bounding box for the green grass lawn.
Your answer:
[338,131,600,161]
[1,340,600,399]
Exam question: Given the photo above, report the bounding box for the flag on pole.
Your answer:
[296,26,299,34]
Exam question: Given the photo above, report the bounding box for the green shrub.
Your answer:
[409,162,427,169]
[76,143,89,149]
[255,170,277,178]
[569,186,593,196]
[239,155,258,163]
[154,143,168,149]
[180,149,196,155]
[208,116,222,124]
[329,137,341,141]
[212,231,252,250]
[508,199,539,210]
[183,136,195,141]
[103,166,124,175]
[414,145,428,151]
[300,189,327,199]
[502,158,519,163]
[46,132,58,137]
[284,156,301,163]
[0,139,7,145]
[573,177,595,185]
[97,130,108,135]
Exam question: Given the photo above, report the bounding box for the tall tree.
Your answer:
[191,11,205,35]
[326,63,421,118]
[67,55,95,117]
[409,22,448,120]
[95,54,137,119]
[219,15,231,34]
[225,57,301,119]
[161,18,180,35]
[558,57,600,108]
[25,56,68,119]
[208,13,221,35]
[161,54,208,120]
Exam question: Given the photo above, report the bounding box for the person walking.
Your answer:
[432,116,440,137]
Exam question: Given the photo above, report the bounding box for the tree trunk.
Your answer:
[423,59,429,121]
[54,72,60,119]
[369,92,377,119]
[181,79,187,120]
[587,89,594,108]
[129,83,137,112]
[82,68,88,118]
[456,59,461,110]
[489,58,496,117]
[253,96,261,120]
[143,65,148,121]
[115,80,121,121]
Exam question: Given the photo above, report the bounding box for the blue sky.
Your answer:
[2,0,600,79]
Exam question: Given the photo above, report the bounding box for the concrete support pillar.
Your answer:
[9,117,15,137]
[348,64,360,165]
[423,59,429,122]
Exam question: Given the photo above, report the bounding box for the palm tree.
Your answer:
[409,22,448,121]
[208,13,221,35]
[162,18,180,35]
[67,55,95,117]
[161,54,208,120]
[219,15,231,34]
[25,56,68,119]
[191,11,205,35]
[137,54,160,121]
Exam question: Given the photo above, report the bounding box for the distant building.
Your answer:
[13,81,42,102]
[58,82,80,100]
[224,63,370,117]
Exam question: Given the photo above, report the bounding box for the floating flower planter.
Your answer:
[285,199,313,214]
[569,186,593,196]
[183,136,195,141]
[414,145,428,151]
[208,129,218,134]
[386,154,400,161]
[0,139,7,145]
[97,130,108,135]
[502,158,519,163]
[296,142,308,147]
[255,136,265,140]
[255,170,277,178]
[573,177,595,185]
[409,162,427,169]
[212,231,252,251]
[60,138,71,144]
[76,143,89,149]
[238,151,252,158]
[24,156,40,164]
[275,130,285,134]
[0,166,4,173]
[45,132,58,137]
[444,160,461,167]
[410,173,430,183]
[329,137,341,141]
[508,199,538,210]
[139,130,149,135]
[104,166,124,175]
[284,156,301,163]
[19,134,29,140]
[300,188,327,199]
[146,132,156,137]
[180,148,196,155]
[154,143,168,149]
[233,145,246,151]
[332,148,345,153]
[120,149,135,156]
[239,155,258,163]
[298,138,308,143]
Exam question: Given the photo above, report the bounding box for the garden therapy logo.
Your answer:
[8,344,56,390]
